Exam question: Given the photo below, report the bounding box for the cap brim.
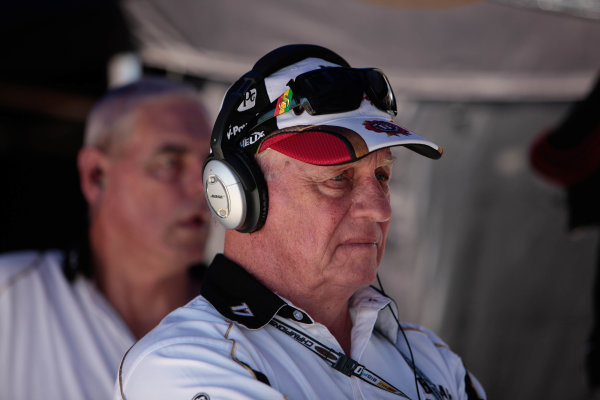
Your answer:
[259,115,442,165]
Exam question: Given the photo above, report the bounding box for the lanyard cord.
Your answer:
[377,285,449,400]
[377,274,423,400]
[396,349,446,400]
[269,318,411,399]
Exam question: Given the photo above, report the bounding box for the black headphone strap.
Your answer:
[210,71,261,159]
[252,44,350,76]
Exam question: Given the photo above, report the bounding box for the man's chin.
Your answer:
[331,260,379,288]
[167,241,206,264]
[335,247,380,269]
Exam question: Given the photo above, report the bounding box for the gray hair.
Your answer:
[84,76,205,151]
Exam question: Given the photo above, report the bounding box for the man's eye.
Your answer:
[149,154,183,180]
[160,155,182,170]
[376,172,390,182]
[324,173,352,191]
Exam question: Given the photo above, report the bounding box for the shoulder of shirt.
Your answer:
[398,321,451,350]
[120,295,233,371]
[0,250,63,290]
[161,295,229,329]
[133,295,229,348]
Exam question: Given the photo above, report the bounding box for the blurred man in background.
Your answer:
[0,77,213,399]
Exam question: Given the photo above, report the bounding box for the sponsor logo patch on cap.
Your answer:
[363,120,410,136]
[274,88,293,117]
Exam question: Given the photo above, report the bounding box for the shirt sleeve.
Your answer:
[114,320,286,400]
[399,323,487,400]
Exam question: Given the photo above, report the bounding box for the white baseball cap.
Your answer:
[254,57,443,164]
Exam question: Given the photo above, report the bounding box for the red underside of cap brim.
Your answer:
[260,131,353,165]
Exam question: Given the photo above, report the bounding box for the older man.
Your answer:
[0,77,212,400]
[115,45,485,400]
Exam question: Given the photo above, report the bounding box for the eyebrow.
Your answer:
[381,154,396,167]
[309,153,396,180]
[155,144,189,155]
[153,143,212,163]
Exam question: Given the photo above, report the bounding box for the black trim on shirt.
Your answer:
[201,254,311,329]
[62,236,93,282]
[465,369,484,400]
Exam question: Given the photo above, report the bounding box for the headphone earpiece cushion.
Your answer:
[235,151,269,233]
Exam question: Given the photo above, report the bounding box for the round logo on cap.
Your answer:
[363,120,410,136]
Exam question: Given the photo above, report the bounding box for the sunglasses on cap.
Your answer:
[253,67,397,129]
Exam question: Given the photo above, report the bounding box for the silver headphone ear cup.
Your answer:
[203,159,247,230]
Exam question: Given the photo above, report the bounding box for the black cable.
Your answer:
[376,273,422,400]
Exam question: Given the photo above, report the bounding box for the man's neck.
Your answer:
[224,241,355,354]
[90,232,199,339]
[301,299,354,356]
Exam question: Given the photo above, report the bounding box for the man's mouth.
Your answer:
[180,214,207,229]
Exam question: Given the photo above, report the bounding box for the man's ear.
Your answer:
[77,147,109,206]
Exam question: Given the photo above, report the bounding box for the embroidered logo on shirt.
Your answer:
[231,302,254,317]
[191,393,210,400]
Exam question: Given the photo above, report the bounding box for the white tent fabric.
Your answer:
[123,0,600,100]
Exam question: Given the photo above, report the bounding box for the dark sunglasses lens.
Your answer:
[296,69,363,115]
[363,70,397,114]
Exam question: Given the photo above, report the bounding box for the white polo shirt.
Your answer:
[0,250,135,400]
[116,254,485,400]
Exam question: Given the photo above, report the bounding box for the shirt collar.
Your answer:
[201,254,398,339]
[350,286,400,343]
[201,254,312,329]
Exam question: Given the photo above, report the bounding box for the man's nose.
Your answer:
[350,176,392,222]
